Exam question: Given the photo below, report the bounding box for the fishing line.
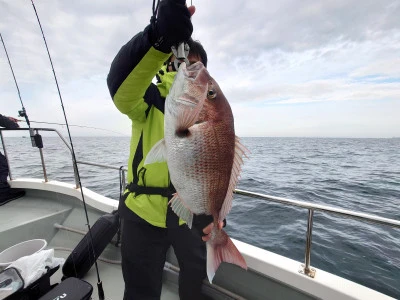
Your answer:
[29,1,105,299]
[18,119,129,136]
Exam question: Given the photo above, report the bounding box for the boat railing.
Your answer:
[1,127,400,278]
[233,189,400,277]
[0,127,128,188]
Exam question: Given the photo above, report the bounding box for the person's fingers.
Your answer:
[187,5,195,16]
[201,221,226,242]
[202,222,214,235]
[201,222,213,242]
[218,221,224,230]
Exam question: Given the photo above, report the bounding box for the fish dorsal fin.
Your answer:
[219,136,249,221]
[144,138,167,165]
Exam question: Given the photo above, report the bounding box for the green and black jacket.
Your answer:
[107,25,184,228]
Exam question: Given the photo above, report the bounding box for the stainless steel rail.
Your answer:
[0,128,127,189]
[234,189,400,228]
[234,189,400,277]
[2,127,400,279]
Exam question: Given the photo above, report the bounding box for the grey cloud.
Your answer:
[224,78,400,106]
[194,0,400,58]
[1,0,399,138]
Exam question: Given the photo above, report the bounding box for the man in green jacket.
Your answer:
[107,0,217,299]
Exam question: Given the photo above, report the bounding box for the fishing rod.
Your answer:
[0,33,29,127]
[29,1,105,299]
[0,32,43,148]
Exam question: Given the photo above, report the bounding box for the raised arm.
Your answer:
[107,0,194,120]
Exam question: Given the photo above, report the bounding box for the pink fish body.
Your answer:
[145,62,248,282]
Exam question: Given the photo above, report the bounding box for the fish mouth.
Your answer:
[183,61,207,81]
[172,61,207,107]
[186,61,204,72]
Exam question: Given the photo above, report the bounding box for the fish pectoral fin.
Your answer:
[169,194,194,228]
[144,138,167,165]
[176,100,202,131]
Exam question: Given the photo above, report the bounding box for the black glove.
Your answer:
[0,114,19,129]
[191,214,227,238]
[192,214,213,237]
[150,0,193,53]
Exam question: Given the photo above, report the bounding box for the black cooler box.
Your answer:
[38,277,93,300]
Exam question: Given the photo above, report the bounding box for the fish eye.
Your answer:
[207,89,217,99]
[207,81,217,100]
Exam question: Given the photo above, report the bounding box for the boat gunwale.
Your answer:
[6,179,396,300]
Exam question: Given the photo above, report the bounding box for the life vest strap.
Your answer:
[126,182,175,199]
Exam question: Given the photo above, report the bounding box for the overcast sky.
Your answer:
[1,0,399,138]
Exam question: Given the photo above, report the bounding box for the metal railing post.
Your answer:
[38,147,48,182]
[35,130,49,182]
[301,209,316,277]
[22,128,49,182]
[72,158,79,189]
[121,168,126,190]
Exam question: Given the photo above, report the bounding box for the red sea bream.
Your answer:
[145,61,248,282]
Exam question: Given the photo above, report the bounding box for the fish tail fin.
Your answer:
[206,229,247,283]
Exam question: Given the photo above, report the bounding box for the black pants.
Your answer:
[0,152,8,182]
[0,152,25,205]
[0,152,10,192]
[121,217,208,300]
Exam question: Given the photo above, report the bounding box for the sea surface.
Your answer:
[2,135,400,298]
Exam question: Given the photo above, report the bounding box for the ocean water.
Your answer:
[2,135,400,298]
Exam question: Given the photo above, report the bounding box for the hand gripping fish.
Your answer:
[145,61,248,282]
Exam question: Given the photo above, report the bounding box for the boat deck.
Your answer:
[1,188,320,300]
[0,189,180,300]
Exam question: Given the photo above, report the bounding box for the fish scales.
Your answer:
[169,122,235,216]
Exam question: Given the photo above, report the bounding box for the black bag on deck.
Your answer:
[62,211,119,279]
[4,266,59,300]
[38,277,92,300]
